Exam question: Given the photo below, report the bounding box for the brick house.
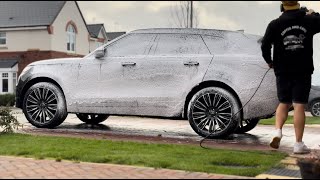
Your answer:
[106,32,126,42]
[0,1,106,94]
[0,59,18,94]
[87,24,125,53]
[87,24,108,53]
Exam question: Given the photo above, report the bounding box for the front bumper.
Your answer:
[15,77,29,109]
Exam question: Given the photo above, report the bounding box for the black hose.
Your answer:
[200,67,272,149]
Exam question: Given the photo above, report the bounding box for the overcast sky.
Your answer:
[78,1,320,35]
[78,1,320,69]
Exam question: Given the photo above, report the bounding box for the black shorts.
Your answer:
[276,74,311,104]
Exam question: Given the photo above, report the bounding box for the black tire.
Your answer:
[76,114,109,124]
[235,118,260,134]
[188,87,240,139]
[310,100,320,117]
[22,82,67,128]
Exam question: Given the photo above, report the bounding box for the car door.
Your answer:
[97,33,157,115]
[75,33,156,114]
[127,33,213,117]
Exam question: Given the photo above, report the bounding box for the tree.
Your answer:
[170,1,199,28]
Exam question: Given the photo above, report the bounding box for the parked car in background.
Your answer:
[307,71,320,117]
[16,28,279,138]
[308,85,320,117]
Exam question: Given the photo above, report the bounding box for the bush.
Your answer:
[0,107,22,133]
[0,94,16,106]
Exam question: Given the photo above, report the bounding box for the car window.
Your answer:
[203,33,261,55]
[153,34,209,55]
[106,33,156,57]
[202,35,228,54]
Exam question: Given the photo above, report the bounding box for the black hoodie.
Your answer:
[261,9,320,76]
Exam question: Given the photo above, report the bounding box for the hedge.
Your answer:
[0,94,16,107]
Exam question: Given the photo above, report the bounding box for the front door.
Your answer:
[96,33,157,115]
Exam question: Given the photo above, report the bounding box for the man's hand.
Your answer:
[307,9,315,15]
[268,63,273,69]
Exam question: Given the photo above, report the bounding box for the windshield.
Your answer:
[84,33,128,58]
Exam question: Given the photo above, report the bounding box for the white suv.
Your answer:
[16,28,278,138]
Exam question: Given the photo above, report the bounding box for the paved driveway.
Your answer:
[11,108,320,152]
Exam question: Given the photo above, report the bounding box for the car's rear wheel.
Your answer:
[235,118,260,134]
[76,114,109,124]
[188,87,240,139]
[310,100,320,117]
[23,82,67,128]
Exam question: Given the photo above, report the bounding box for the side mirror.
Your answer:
[94,48,106,59]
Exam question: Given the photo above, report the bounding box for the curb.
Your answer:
[255,155,302,179]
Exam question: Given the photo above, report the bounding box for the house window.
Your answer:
[0,32,6,45]
[96,42,103,49]
[2,73,8,92]
[67,25,76,52]
[12,73,17,93]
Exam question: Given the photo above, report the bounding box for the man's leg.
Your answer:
[292,103,310,154]
[292,74,311,154]
[270,103,291,149]
[292,103,305,143]
[275,103,291,130]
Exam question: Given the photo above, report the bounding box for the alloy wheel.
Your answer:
[191,92,233,135]
[26,87,58,124]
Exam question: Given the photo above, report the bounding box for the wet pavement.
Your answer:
[11,108,320,152]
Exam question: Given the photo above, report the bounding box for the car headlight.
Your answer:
[18,66,33,82]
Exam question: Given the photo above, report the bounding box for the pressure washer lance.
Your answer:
[200,67,273,149]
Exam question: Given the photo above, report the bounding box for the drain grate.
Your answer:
[265,168,301,178]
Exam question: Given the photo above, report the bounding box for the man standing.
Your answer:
[261,1,320,154]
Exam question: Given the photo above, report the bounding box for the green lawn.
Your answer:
[259,116,320,125]
[0,133,286,177]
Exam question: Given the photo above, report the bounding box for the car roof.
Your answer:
[130,28,243,37]
[130,28,263,42]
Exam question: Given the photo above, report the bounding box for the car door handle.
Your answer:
[121,62,136,66]
[183,61,199,66]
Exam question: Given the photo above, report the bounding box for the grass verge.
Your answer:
[259,116,320,125]
[0,133,286,177]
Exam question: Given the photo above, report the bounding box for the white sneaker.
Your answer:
[270,136,281,149]
[293,142,311,154]
[269,130,282,149]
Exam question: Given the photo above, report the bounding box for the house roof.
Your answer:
[106,32,126,41]
[0,1,66,28]
[87,24,104,38]
[0,59,19,68]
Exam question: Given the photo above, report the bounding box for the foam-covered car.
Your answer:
[16,28,278,138]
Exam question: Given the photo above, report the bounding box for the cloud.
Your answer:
[258,1,276,5]
[146,1,172,12]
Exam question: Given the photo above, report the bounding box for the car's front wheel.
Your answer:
[23,82,67,128]
[188,87,240,139]
[76,114,109,124]
[310,100,320,117]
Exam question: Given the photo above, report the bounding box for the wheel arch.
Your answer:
[19,77,65,108]
[183,80,243,119]
[308,98,320,110]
